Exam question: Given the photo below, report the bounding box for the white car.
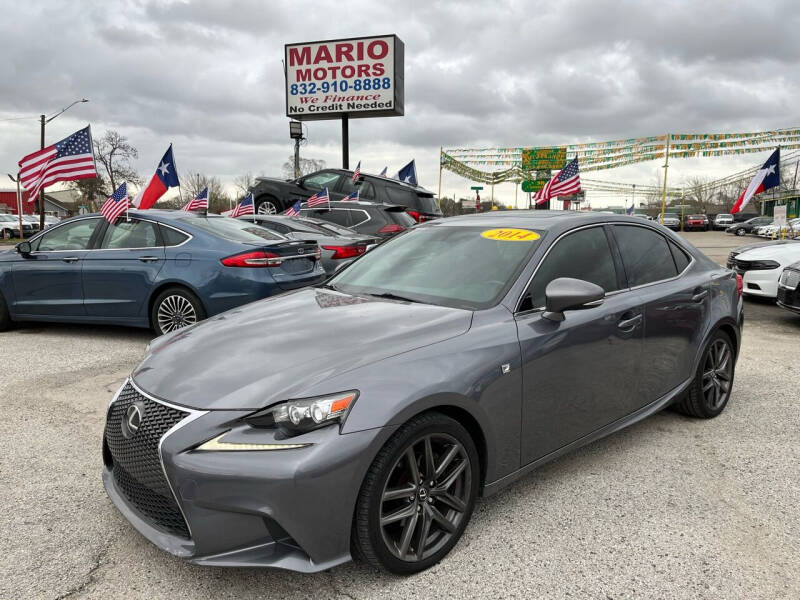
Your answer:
[714,213,734,230]
[732,242,800,298]
[757,218,800,239]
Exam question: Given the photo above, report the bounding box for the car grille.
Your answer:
[780,269,800,289]
[726,252,738,269]
[104,382,190,539]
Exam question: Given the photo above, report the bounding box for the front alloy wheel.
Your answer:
[353,412,479,574]
[735,228,746,236]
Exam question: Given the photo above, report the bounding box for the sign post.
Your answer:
[285,35,405,170]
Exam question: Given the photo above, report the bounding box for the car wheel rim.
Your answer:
[157,294,197,333]
[701,339,733,410]
[379,433,471,563]
[257,201,278,215]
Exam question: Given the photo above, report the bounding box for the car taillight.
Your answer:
[736,274,743,299]
[221,250,284,267]
[321,245,367,259]
[378,224,406,234]
[407,209,423,223]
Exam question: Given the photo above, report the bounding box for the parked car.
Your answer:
[726,239,800,270]
[730,242,800,298]
[102,211,741,575]
[756,217,800,239]
[684,214,709,231]
[0,210,326,335]
[239,214,378,274]
[657,213,681,230]
[43,215,61,229]
[299,200,417,241]
[251,168,443,223]
[0,213,39,239]
[21,215,42,234]
[726,216,772,236]
[777,260,800,314]
[714,214,734,230]
[631,214,653,221]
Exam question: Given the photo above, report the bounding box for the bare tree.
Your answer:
[233,172,255,196]
[179,172,231,213]
[94,130,141,192]
[281,157,326,179]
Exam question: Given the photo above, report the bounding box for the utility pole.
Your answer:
[341,116,349,169]
[660,134,671,224]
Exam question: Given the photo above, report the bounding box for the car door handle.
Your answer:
[692,290,709,302]
[61,256,80,263]
[138,256,160,262]
[618,314,643,330]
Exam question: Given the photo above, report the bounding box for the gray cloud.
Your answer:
[2,0,800,205]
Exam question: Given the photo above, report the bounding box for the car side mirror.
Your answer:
[542,277,605,322]
[16,241,32,255]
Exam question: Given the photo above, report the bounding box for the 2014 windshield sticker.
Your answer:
[481,228,540,241]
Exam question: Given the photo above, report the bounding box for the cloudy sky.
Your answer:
[1,0,799,207]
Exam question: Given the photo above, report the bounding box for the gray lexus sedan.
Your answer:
[102,211,743,574]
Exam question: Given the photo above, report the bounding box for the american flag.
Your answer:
[306,187,330,207]
[182,187,209,211]
[352,160,361,183]
[378,166,388,177]
[342,190,359,202]
[18,126,97,202]
[283,200,301,216]
[535,158,581,205]
[231,193,254,217]
[100,182,130,223]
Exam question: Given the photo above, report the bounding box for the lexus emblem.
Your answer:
[123,403,143,438]
[297,247,305,254]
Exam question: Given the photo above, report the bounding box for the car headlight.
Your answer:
[747,260,780,270]
[245,390,358,435]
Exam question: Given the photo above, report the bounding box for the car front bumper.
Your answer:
[777,285,800,313]
[102,379,393,571]
[741,269,780,298]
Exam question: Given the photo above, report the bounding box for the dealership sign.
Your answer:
[285,35,405,121]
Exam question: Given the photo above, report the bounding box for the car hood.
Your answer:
[132,288,472,410]
[736,244,800,263]
[733,240,799,254]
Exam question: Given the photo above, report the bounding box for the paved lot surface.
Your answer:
[1,231,799,599]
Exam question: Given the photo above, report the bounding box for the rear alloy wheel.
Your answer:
[675,331,735,418]
[1,228,11,240]
[151,287,205,336]
[257,197,280,215]
[735,228,746,236]
[353,412,479,574]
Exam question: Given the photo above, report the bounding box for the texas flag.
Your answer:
[135,145,181,209]
[731,148,780,214]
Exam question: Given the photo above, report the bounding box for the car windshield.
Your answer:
[307,220,356,236]
[329,225,542,309]
[662,214,678,219]
[689,215,704,219]
[189,216,285,242]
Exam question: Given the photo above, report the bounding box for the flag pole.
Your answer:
[253,194,256,223]
[437,147,443,210]
[171,143,183,208]
[660,133,671,223]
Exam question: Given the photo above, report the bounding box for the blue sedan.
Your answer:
[0,210,325,335]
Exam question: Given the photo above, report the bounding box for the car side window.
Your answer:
[36,218,101,251]
[385,187,416,208]
[348,209,371,227]
[302,171,341,190]
[340,178,376,200]
[100,219,160,249]
[613,225,678,286]
[522,226,619,311]
[669,240,691,272]
[159,224,190,247]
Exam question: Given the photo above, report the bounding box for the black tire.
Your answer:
[352,412,479,574]
[256,196,283,215]
[674,330,735,418]
[150,286,206,336]
[1,228,12,240]
[0,291,10,331]
[735,228,746,236]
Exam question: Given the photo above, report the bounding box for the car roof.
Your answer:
[321,169,435,194]
[425,210,659,231]
[301,200,406,210]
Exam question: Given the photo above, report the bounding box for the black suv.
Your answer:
[250,169,442,223]
[299,200,415,240]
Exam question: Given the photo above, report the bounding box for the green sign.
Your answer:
[470,186,484,191]
[521,179,549,193]
[521,147,567,171]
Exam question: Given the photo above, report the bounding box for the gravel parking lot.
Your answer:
[1,231,799,599]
